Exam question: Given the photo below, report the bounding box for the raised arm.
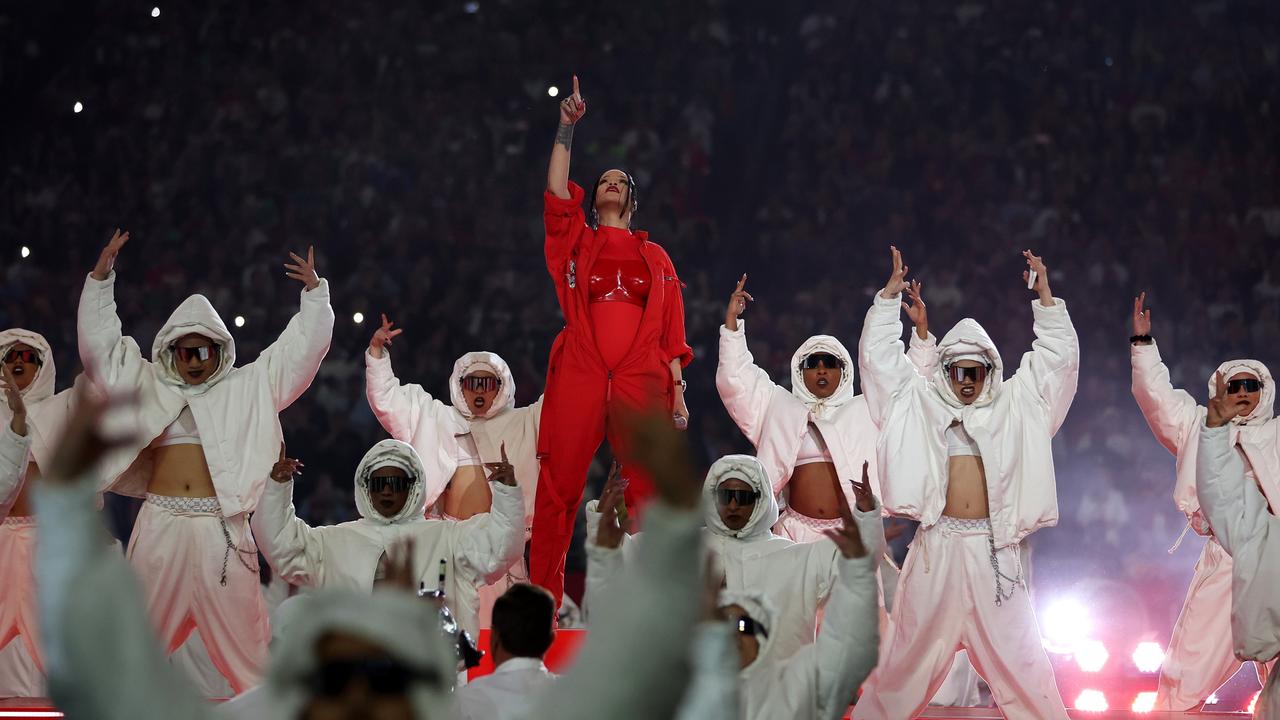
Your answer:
[364,314,435,441]
[1198,374,1270,556]
[715,274,777,444]
[259,247,335,411]
[1129,293,1200,454]
[858,247,925,427]
[547,75,586,200]
[1012,250,1080,434]
[78,229,140,386]
[249,448,328,587]
[582,465,635,623]
[1,365,31,512]
[903,281,940,376]
[452,446,526,583]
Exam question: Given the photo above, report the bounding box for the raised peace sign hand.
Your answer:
[724,274,755,332]
[369,313,404,358]
[1132,292,1153,342]
[91,228,130,281]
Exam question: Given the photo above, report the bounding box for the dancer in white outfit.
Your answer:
[76,230,334,694]
[365,314,541,626]
[1197,375,1280,718]
[1130,293,1276,709]
[853,247,1077,720]
[251,438,525,642]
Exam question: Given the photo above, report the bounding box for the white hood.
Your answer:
[1208,359,1274,426]
[0,328,55,406]
[149,295,236,392]
[790,335,857,418]
[259,589,457,718]
[448,351,516,420]
[353,439,429,525]
[719,589,777,671]
[702,454,779,540]
[934,319,1004,409]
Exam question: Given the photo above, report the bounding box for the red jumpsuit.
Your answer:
[531,181,693,606]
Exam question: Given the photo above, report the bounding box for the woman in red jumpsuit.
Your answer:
[532,76,694,605]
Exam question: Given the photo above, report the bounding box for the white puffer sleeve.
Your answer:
[250,478,328,588]
[716,321,779,446]
[858,293,926,428]
[451,481,525,584]
[364,349,453,443]
[257,278,335,412]
[0,422,31,514]
[77,272,147,388]
[1131,341,1200,455]
[1013,298,1080,435]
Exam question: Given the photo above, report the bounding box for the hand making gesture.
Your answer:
[269,444,305,484]
[882,246,909,299]
[1,364,26,436]
[369,313,404,359]
[559,75,587,126]
[91,228,130,281]
[1131,292,1153,344]
[1023,249,1053,306]
[723,274,755,332]
[283,246,321,291]
[902,279,928,339]
[484,443,518,487]
[822,462,871,559]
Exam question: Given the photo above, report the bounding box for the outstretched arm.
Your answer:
[78,229,139,386]
[1014,250,1080,434]
[1129,292,1200,454]
[452,446,526,583]
[903,280,940,376]
[547,75,586,200]
[364,314,439,442]
[258,247,336,411]
[249,448,328,587]
[715,274,778,446]
[859,247,925,427]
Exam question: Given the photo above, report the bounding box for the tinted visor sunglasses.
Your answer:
[365,475,416,494]
[172,344,219,363]
[715,487,760,507]
[3,349,42,365]
[1227,378,1263,394]
[946,364,989,384]
[306,657,438,698]
[461,375,501,393]
[802,352,845,371]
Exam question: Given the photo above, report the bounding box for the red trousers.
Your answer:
[530,339,670,606]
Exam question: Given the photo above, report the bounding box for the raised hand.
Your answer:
[620,410,700,509]
[902,279,928,338]
[369,313,404,358]
[1,364,26,436]
[882,246,909,298]
[822,462,870,559]
[484,443,518,487]
[558,74,587,126]
[270,443,304,484]
[1132,292,1153,341]
[91,228,130,281]
[283,246,320,291]
[1206,371,1246,428]
[724,274,755,331]
[595,462,630,549]
[1023,249,1052,305]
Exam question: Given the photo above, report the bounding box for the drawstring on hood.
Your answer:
[0,328,56,405]
[935,319,1004,409]
[1208,359,1275,426]
[149,295,236,393]
[448,351,516,420]
[790,335,856,419]
[353,440,429,525]
[702,455,778,540]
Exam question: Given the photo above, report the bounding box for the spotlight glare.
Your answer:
[353,312,365,324]
[1041,598,1092,653]
[547,86,559,98]
[1132,642,1165,673]
[1249,692,1259,713]
[1074,639,1109,673]
[1132,691,1157,713]
[1205,693,1220,705]
[20,246,30,258]
[234,316,246,328]
[73,101,83,113]
[1074,689,1108,713]
[151,6,160,17]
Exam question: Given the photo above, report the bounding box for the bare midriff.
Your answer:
[789,462,842,519]
[943,455,990,519]
[441,464,492,520]
[6,461,39,516]
[148,444,217,497]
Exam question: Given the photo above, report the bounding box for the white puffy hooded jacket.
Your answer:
[859,293,1079,549]
[726,545,880,720]
[1132,342,1280,520]
[250,439,525,640]
[585,453,885,662]
[1196,424,1280,678]
[76,272,334,517]
[716,321,939,506]
[366,349,542,526]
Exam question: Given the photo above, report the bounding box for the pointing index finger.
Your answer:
[572,74,580,99]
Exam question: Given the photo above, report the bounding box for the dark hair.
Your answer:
[588,170,639,229]
[491,584,556,658]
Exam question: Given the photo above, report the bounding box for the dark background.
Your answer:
[3,0,1278,687]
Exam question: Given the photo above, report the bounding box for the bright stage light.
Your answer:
[1205,692,1220,705]
[234,316,246,328]
[1132,641,1165,673]
[1132,691,1157,713]
[547,86,559,98]
[353,312,365,324]
[1074,689,1108,712]
[151,6,160,17]
[1074,638,1109,672]
[1041,598,1092,653]
[1249,692,1259,713]
[73,101,83,113]
[20,246,30,258]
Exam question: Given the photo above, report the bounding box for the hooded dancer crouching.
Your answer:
[852,247,1077,720]
[1130,293,1277,709]
[75,230,334,695]
[365,317,541,626]
[1197,375,1280,718]
[251,439,525,643]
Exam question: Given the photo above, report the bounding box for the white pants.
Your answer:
[0,517,44,698]
[1157,538,1272,710]
[128,496,269,696]
[476,558,530,629]
[853,518,1066,720]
